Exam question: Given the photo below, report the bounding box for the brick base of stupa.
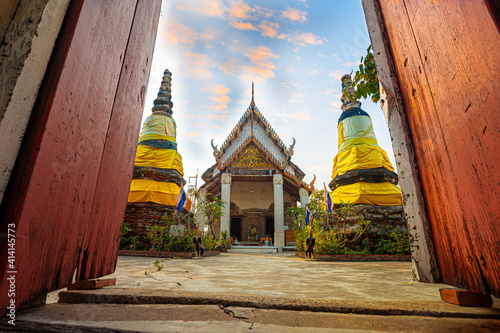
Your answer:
[330,204,407,240]
[123,202,176,237]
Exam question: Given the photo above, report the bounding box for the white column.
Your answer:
[195,188,207,235]
[273,174,285,247]
[299,188,309,208]
[220,173,231,238]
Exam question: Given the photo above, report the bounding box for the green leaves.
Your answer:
[195,191,228,238]
[345,45,380,104]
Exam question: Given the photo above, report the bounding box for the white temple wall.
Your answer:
[220,122,251,165]
[253,123,286,162]
[231,181,273,210]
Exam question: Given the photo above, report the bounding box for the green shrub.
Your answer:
[374,227,410,255]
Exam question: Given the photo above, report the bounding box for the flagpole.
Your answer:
[324,183,329,229]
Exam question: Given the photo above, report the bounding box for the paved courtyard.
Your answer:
[97,253,447,302]
[13,253,500,332]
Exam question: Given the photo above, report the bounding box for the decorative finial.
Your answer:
[152,69,173,116]
[340,74,362,112]
[250,81,256,108]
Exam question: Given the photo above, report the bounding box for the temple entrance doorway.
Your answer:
[265,217,274,239]
[231,217,242,242]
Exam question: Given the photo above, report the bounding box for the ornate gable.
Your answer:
[231,144,274,169]
[211,84,295,171]
[203,83,315,192]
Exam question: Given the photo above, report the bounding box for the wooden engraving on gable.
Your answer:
[231,145,273,168]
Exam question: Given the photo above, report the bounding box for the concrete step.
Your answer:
[11,302,500,333]
[56,288,500,320]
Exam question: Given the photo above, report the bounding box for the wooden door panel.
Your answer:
[378,0,500,296]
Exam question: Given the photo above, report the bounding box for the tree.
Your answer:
[195,192,227,238]
[286,190,371,254]
[343,45,380,103]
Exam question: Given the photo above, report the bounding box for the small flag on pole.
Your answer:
[305,206,311,225]
[323,183,333,213]
[175,184,187,214]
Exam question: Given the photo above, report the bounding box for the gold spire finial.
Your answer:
[250,81,255,108]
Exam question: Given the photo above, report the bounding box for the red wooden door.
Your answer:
[378,0,500,296]
[0,0,160,311]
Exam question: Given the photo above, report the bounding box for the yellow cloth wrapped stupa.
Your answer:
[328,75,402,206]
[127,69,191,210]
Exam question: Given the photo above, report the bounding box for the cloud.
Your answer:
[240,46,279,82]
[164,21,215,47]
[184,52,213,79]
[329,70,345,81]
[230,21,258,31]
[285,32,323,47]
[320,88,335,95]
[318,53,327,57]
[259,20,279,38]
[219,58,238,75]
[280,81,299,90]
[176,0,225,17]
[308,70,318,74]
[253,5,273,18]
[292,93,305,98]
[342,61,360,67]
[330,101,343,108]
[208,84,231,111]
[282,7,307,23]
[211,123,222,129]
[208,114,232,120]
[195,122,205,127]
[288,99,300,103]
[307,164,329,172]
[334,93,343,99]
[184,113,201,119]
[291,112,312,120]
[228,1,251,19]
[188,131,201,142]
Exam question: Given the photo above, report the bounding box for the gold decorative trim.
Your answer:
[231,145,274,168]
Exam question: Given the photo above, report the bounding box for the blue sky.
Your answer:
[141,0,396,189]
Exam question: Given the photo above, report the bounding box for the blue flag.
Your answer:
[305,206,311,225]
[324,183,333,214]
[175,185,187,214]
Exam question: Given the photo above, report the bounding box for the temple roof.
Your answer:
[210,84,294,167]
[202,84,314,194]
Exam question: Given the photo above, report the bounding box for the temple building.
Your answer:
[200,84,314,247]
[328,74,404,226]
[123,70,191,235]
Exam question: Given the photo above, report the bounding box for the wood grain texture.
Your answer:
[77,0,161,282]
[379,0,500,296]
[0,0,160,312]
[439,288,493,307]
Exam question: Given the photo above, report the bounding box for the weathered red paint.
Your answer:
[77,0,161,282]
[378,0,500,296]
[0,0,160,311]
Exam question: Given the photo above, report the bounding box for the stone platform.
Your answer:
[228,246,296,253]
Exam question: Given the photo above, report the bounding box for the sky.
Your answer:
[141,0,396,191]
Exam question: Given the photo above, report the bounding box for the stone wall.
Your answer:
[327,204,406,245]
[123,202,192,237]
